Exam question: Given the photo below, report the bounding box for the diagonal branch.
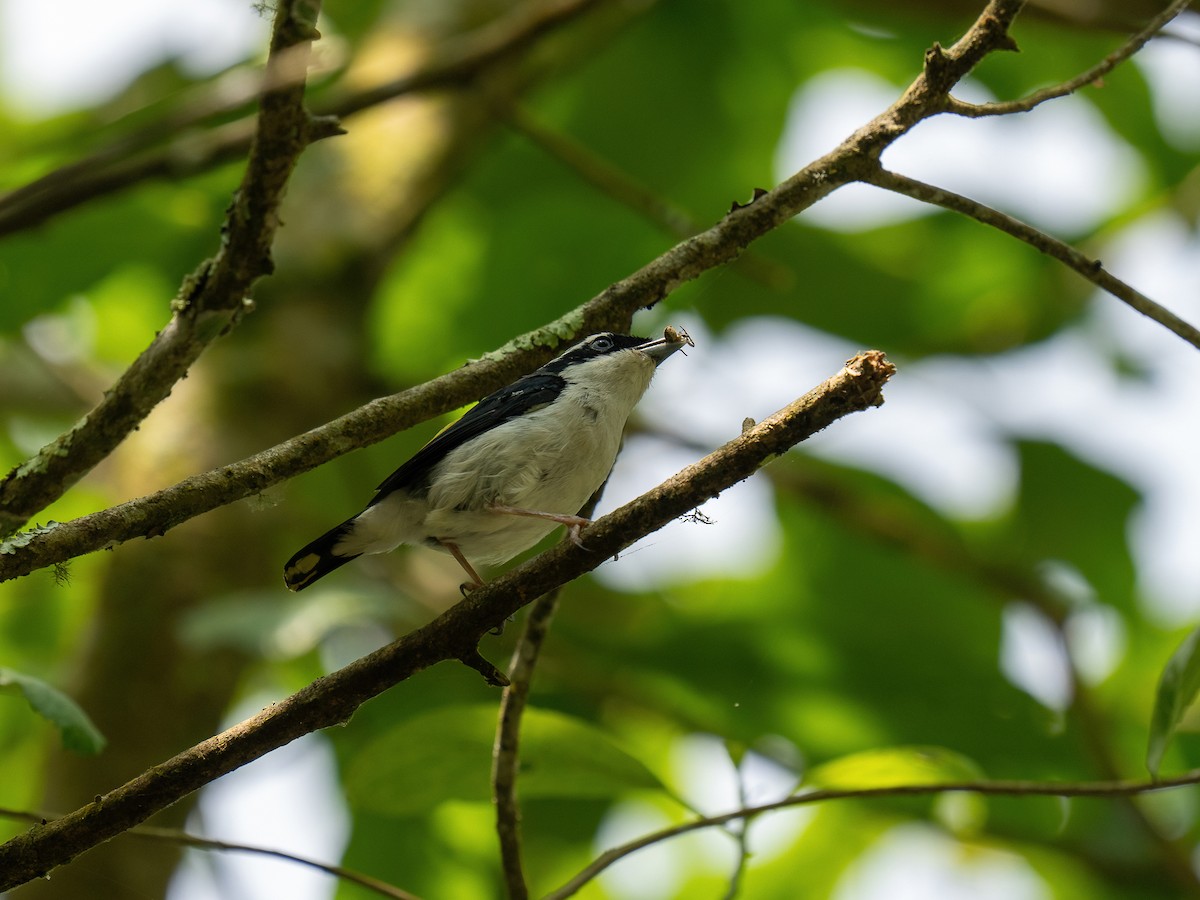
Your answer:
[0,350,896,892]
[945,0,1193,117]
[0,0,335,536]
[0,1,1027,582]
[545,768,1200,900]
[862,166,1200,350]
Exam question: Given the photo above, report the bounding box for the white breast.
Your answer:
[423,349,657,563]
[336,348,658,568]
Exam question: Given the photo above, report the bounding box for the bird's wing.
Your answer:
[369,371,566,502]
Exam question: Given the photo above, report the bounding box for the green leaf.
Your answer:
[346,704,664,816]
[808,744,984,790]
[1008,441,1140,613]
[1147,627,1200,778]
[0,667,106,754]
[808,745,991,837]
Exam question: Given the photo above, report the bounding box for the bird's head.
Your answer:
[538,329,690,409]
[545,330,689,374]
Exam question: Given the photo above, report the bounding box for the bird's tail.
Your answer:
[283,518,361,592]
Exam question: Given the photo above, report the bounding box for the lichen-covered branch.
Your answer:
[0,0,334,536]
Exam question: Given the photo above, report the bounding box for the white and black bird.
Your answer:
[283,330,689,591]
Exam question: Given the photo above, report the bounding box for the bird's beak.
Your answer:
[637,327,693,365]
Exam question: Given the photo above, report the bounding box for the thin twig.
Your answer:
[0,351,896,891]
[493,587,563,900]
[129,827,423,900]
[722,759,751,900]
[501,101,697,235]
[863,166,1200,351]
[490,476,612,900]
[544,769,1200,900]
[760,458,1200,891]
[945,0,1193,117]
[0,0,334,536]
[0,806,421,900]
[496,100,793,289]
[490,487,612,900]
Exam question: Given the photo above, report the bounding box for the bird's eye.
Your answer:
[591,337,614,352]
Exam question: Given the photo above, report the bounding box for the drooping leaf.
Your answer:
[1007,441,1141,614]
[808,744,983,789]
[809,745,990,835]
[1147,626,1200,778]
[346,703,664,815]
[0,667,105,755]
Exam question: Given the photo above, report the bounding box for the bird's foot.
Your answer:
[438,539,485,590]
[488,614,516,636]
[566,520,588,550]
[489,505,592,548]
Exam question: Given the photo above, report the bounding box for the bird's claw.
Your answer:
[568,521,589,550]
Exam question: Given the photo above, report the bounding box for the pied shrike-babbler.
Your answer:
[283,328,690,591]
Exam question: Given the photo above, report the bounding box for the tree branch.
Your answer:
[489,481,608,900]
[945,0,1193,117]
[0,0,609,239]
[492,587,563,900]
[490,415,616,898]
[0,806,422,900]
[0,0,334,536]
[0,350,895,891]
[862,166,1200,351]
[545,768,1200,900]
[722,765,752,900]
[0,0,1026,581]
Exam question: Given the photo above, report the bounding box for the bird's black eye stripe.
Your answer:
[539,333,650,376]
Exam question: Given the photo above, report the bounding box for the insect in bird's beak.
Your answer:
[663,324,693,348]
[637,325,694,363]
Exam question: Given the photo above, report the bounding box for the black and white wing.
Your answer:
[370,371,567,503]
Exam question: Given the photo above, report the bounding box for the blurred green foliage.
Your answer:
[1,0,1198,898]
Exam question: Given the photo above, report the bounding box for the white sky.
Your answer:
[2,4,1199,900]
[0,0,268,115]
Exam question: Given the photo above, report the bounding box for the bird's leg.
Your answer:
[488,504,591,548]
[439,539,510,635]
[438,539,485,591]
